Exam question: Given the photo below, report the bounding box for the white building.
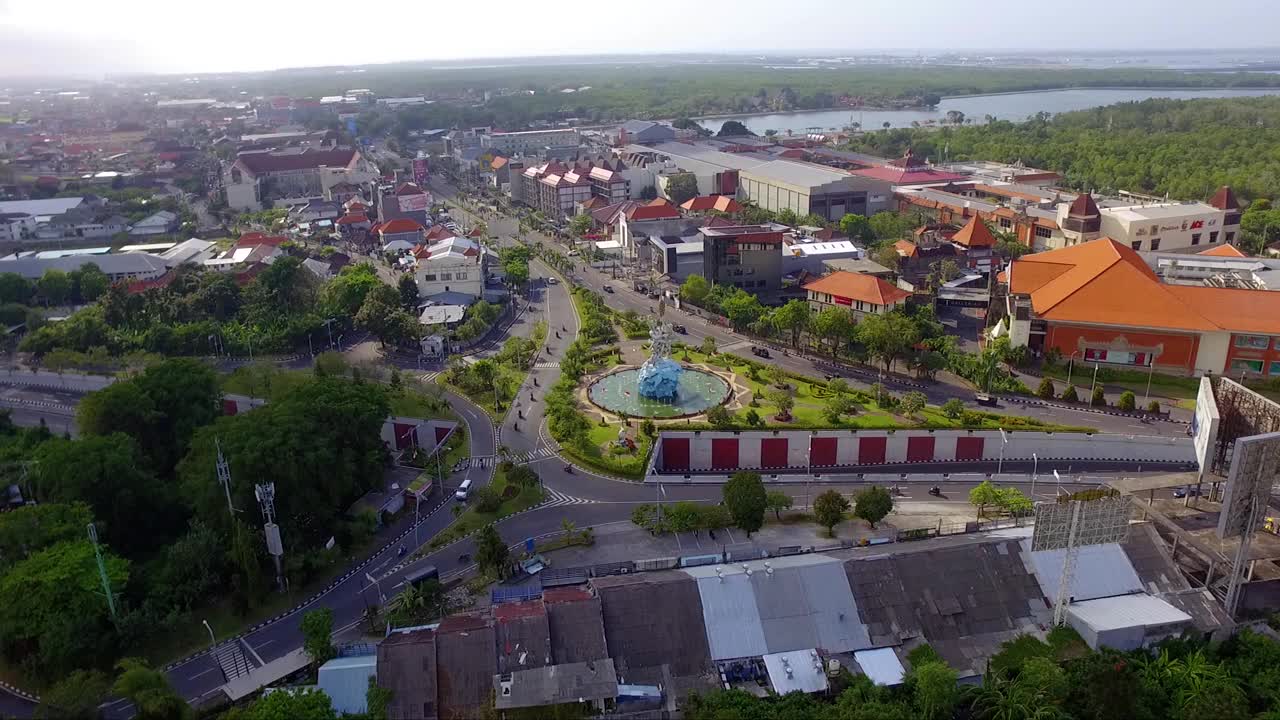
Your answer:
[413,236,484,302]
[224,148,378,211]
[482,128,580,155]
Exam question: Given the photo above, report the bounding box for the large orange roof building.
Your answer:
[1004,238,1280,377]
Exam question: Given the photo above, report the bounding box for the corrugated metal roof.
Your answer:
[1066,593,1192,631]
[1026,542,1143,602]
[853,648,905,686]
[318,655,376,715]
[694,574,768,660]
[763,650,829,694]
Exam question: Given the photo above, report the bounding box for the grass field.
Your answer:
[222,364,458,421]
[425,465,545,552]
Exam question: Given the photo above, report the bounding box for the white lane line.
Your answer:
[240,637,267,666]
[188,667,216,681]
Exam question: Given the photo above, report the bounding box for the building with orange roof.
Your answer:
[1004,237,1280,377]
[804,271,911,318]
[1197,244,1247,258]
[680,195,743,215]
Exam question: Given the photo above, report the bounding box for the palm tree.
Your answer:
[560,519,577,541]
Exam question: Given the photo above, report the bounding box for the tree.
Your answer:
[995,487,1033,516]
[475,524,510,578]
[568,214,593,238]
[665,173,700,206]
[900,391,927,418]
[640,418,656,438]
[77,263,110,302]
[397,273,419,310]
[0,502,93,571]
[1036,376,1056,399]
[914,661,960,720]
[357,283,407,347]
[838,213,875,242]
[765,490,793,520]
[0,272,32,304]
[969,479,1001,520]
[937,259,962,283]
[301,608,336,665]
[112,659,191,720]
[719,288,765,330]
[723,471,766,537]
[37,269,71,306]
[1090,385,1107,407]
[244,687,336,720]
[716,120,753,137]
[322,263,382,318]
[854,486,894,528]
[857,311,921,372]
[942,398,965,419]
[813,490,850,536]
[699,335,717,356]
[705,404,734,429]
[679,274,710,306]
[764,386,795,421]
[771,299,810,347]
[36,669,111,720]
[1118,390,1136,411]
[1061,384,1079,402]
[775,208,800,227]
[823,392,856,424]
[812,305,857,356]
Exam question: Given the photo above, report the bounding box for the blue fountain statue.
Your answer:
[636,301,683,400]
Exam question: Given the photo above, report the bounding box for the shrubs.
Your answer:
[942,398,965,419]
[1061,385,1079,402]
[1117,390,1136,411]
[1036,376,1056,399]
[1090,386,1106,407]
[1147,400,1162,413]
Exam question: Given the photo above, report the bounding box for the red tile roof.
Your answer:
[894,239,919,258]
[803,271,911,307]
[380,218,425,235]
[1197,244,1247,257]
[680,195,743,214]
[1209,185,1240,211]
[853,164,967,185]
[235,232,289,248]
[626,198,682,221]
[335,213,369,225]
[950,216,997,248]
[490,156,508,170]
[425,225,455,241]
[1068,193,1100,218]
[394,182,426,197]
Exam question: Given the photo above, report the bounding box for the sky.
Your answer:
[1,0,1279,77]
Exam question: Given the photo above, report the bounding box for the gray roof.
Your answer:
[683,554,871,660]
[377,628,439,720]
[436,615,497,720]
[302,257,332,278]
[0,197,86,217]
[131,210,178,228]
[493,601,552,674]
[544,587,608,665]
[741,159,860,190]
[1025,541,1144,603]
[592,571,712,677]
[1066,593,1191,631]
[0,252,168,279]
[493,659,618,710]
[822,258,893,276]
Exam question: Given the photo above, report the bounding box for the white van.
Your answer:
[455,478,472,501]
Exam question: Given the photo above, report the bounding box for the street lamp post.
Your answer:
[1067,351,1079,387]
[1032,452,1039,500]
[998,428,1008,476]
[1143,355,1159,408]
[1089,362,1100,400]
[202,619,216,647]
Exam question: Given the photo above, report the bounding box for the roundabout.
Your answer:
[586,365,731,418]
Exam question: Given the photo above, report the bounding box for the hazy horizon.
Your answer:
[2,0,1279,79]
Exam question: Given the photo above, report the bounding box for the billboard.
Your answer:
[398,191,431,214]
[1031,493,1131,552]
[1192,376,1220,475]
[412,157,429,187]
[1216,431,1280,538]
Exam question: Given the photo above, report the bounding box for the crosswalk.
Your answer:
[543,487,597,508]
[533,361,560,369]
[419,371,441,383]
[465,447,558,469]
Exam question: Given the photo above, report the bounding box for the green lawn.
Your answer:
[446,363,526,419]
[1039,364,1198,401]
[424,465,545,552]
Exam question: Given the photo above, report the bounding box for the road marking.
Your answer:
[542,487,599,508]
[240,637,266,666]
[188,667,216,681]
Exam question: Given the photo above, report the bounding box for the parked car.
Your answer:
[974,393,999,407]
[751,346,771,358]
[546,277,558,285]
[1173,486,1204,499]
[603,285,614,293]
[672,324,687,334]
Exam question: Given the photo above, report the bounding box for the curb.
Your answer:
[1001,395,1187,424]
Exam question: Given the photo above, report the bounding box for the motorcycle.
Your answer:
[397,545,406,557]
[929,486,942,497]
[564,464,574,474]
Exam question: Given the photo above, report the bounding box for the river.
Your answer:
[696,87,1280,135]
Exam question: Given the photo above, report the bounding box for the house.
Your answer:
[158,238,217,267]
[302,257,332,279]
[413,236,483,302]
[804,271,911,317]
[127,210,179,237]
[0,253,168,283]
[379,182,432,227]
[945,215,998,272]
[224,147,377,210]
[379,218,425,253]
[290,200,344,223]
[1003,237,1280,376]
[679,195,743,215]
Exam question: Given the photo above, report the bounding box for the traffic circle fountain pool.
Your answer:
[587,366,731,418]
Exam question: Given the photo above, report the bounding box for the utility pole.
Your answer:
[255,482,286,592]
[87,523,118,623]
[216,439,237,520]
[323,317,337,350]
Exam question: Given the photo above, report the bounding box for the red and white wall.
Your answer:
[649,429,1192,476]
[222,394,457,454]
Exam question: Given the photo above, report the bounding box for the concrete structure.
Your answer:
[853,149,969,187]
[803,271,910,318]
[1004,238,1280,377]
[318,654,377,716]
[1065,594,1194,651]
[224,147,377,210]
[740,160,893,221]
[493,659,618,711]
[0,252,168,283]
[518,158,637,218]
[127,210,179,237]
[483,128,580,155]
[781,240,866,277]
[614,120,677,146]
[413,236,484,302]
[647,429,1192,476]
[701,224,787,295]
[378,182,432,227]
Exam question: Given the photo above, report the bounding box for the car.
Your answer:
[751,346,771,358]
[546,277,558,285]
[603,285,614,293]
[974,393,999,407]
[672,324,687,334]
[1172,486,1204,499]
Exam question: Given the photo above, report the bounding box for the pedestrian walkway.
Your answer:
[467,447,558,469]
[533,361,560,369]
[419,371,441,383]
[543,487,597,508]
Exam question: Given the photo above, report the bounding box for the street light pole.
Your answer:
[998,428,1008,476]
[1067,351,1078,387]
[1032,452,1039,500]
[202,619,216,648]
[1143,355,1158,408]
[1089,362,1100,399]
